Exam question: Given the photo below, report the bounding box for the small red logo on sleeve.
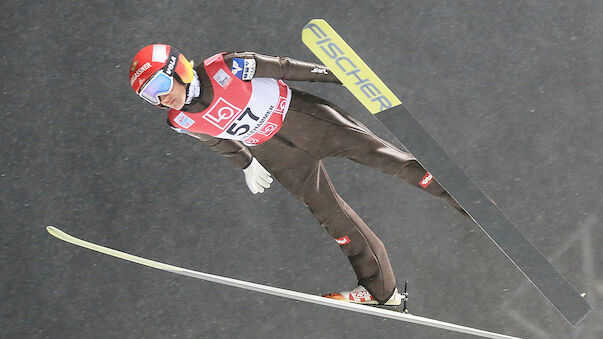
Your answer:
[335,236,350,245]
[419,172,434,188]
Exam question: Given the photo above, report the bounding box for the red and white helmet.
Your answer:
[129,44,194,99]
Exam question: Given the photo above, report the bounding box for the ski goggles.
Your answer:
[138,70,174,106]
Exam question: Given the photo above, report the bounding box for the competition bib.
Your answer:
[168,53,291,146]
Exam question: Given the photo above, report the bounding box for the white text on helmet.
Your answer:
[165,56,177,76]
[130,62,151,86]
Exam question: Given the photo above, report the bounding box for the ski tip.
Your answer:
[46,225,62,238]
[303,18,327,27]
[302,19,327,42]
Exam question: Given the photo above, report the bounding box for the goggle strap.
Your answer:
[163,48,181,77]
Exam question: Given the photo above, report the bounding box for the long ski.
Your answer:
[301,19,591,327]
[47,226,518,339]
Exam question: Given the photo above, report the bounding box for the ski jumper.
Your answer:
[168,52,466,303]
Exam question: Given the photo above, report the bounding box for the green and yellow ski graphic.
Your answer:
[302,19,400,114]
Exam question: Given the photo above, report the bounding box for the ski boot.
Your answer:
[323,281,409,313]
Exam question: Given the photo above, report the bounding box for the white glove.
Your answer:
[243,158,273,194]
